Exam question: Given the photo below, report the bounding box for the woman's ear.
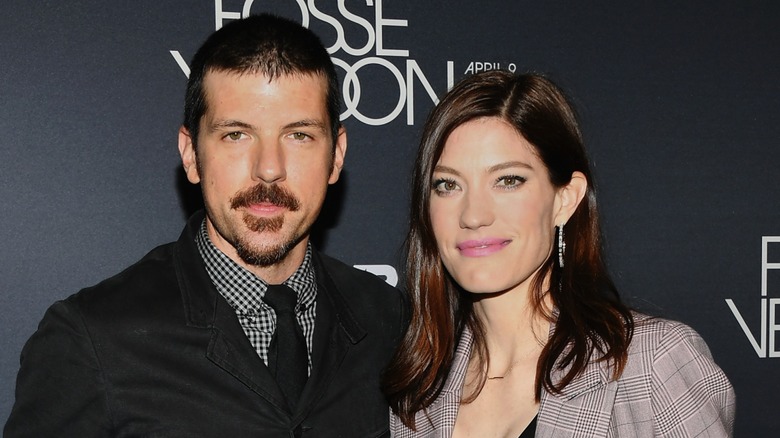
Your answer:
[554,171,587,225]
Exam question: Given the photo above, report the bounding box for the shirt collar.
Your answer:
[194,219,317,314]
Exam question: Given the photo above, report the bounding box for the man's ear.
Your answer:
[328,126,347,184]
[554,171,587,225]
[178,126,201,184]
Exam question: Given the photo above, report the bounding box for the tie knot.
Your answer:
[264,284,298,314]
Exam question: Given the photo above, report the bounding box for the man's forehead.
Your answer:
[200,69,329,116]
[203,68,328,89]
[199,69,330,127]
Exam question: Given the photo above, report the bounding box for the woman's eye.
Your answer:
[496,175,525,188]
[433,178,459,193]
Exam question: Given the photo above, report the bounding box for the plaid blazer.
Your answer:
[390,314,735,437]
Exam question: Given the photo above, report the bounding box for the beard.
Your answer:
[228,183,303,267]
[233,231,304,267]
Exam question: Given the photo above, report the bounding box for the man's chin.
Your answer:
[233,231,307,268]
[235,243,291,267]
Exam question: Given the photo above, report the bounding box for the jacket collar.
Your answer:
[439,325,474,398]
[545,314,611,401]
[173,210,221,329]
[172,211,369,417]
[417,319,612,436]
[439,315,611,400]
[174,211,368,339]
[309,250,367,344]
[549,354,611,401]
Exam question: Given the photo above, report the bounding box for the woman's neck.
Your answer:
[472,286,550,368]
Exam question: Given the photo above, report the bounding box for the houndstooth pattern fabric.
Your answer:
[390,313,735,437]
[195,220,316,372]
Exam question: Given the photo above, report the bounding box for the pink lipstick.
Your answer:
[456,238,510,257]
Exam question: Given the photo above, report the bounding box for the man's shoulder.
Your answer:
[315,252,399,294]
[314,251,404,317]
[65,241,181,313]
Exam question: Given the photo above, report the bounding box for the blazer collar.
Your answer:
[437,318,611,403]
[550,355,611,401]
[172,211,369,417]
[545,315,611,401]
[169,212,287,409]
[174,210,369,340]
[174,210,221,329]
[439,326,474,398]
[309,250,367,344]
[291,253,367,419]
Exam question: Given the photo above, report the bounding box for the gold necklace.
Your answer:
[487,359,522,380]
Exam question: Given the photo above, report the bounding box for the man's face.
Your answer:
[178,70,346,282]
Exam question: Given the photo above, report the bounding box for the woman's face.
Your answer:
[429,117,566,296]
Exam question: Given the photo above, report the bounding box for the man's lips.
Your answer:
[456,238,511,257]
[245,202,286,215]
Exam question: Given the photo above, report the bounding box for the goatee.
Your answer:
[229,183,302,266]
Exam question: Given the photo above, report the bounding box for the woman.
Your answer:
[383,71,735,437]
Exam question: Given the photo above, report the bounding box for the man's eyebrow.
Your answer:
[208,119,255,132]
[284,119,328,133]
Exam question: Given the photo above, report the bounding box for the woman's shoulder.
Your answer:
[618,315,736,435]
[630,312,711,350]
[625,312,721,374]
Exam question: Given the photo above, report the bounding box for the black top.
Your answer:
[519,415,537,438]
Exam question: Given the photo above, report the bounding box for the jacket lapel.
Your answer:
[173,213,287,411]
[294,251,367,418]
[425,327,474,435]
[173,216,372,418]
[536,352,616,437]
[206,297,288,409]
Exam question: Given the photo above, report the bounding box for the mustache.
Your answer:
[229,183,300,211]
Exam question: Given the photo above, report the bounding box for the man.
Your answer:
[5,14,404,437]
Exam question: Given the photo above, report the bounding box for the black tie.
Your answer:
[264,284,308,411]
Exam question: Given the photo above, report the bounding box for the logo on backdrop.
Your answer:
[168,0,515,126]
[354,264,398,287]
[725,236,780,358]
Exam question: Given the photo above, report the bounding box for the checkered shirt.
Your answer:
[195,220,317,373]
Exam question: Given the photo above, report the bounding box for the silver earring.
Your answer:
[557,225,566,268]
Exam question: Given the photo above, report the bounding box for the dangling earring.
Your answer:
[556,224,566,268]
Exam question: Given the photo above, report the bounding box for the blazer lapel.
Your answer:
[173,214,287,411]
[206,297,288,410]
[536,354,616,437]
[424,327,474,435]
[293,251,367,418]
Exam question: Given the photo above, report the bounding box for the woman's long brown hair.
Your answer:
[382,71,634,429]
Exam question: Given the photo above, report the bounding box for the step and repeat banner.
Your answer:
[1,1,777,434]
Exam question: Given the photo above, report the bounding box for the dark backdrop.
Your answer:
[1,1,778,435]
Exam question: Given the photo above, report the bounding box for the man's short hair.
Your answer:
[183,14,340,148]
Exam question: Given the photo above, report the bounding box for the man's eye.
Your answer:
[226,132,244,141]
[291,132,310,141]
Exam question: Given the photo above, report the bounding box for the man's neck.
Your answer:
[205,221,308,285]
[246,242,308,284]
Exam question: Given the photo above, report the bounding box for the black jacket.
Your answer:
[5,212,406,437]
